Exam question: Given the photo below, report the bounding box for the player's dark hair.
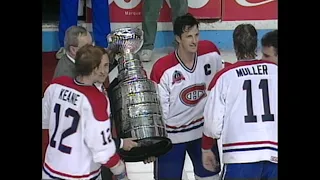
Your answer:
[261,30,278,55]
[173,13,199,37]
[233,24,258,60]
[75,44,108,76]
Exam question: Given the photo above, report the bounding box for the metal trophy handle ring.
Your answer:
[107,27,172,162]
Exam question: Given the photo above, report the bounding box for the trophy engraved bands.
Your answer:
[107,27,172,162]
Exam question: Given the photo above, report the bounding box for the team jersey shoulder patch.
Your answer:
[172,70,185,85]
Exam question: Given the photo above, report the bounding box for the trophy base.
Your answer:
[118,137,172,162]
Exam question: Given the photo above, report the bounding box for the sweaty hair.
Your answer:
[261,30,278,55]
[64,26,88,52]
[75,44,108,76]
[173,13,199,37]
[233,24,258,60]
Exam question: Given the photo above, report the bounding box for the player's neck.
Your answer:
[237,56,256,61]
[236,53,256,61]
[177,47,196,67]
[76,76,95,86]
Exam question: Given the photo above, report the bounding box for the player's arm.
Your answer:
[42,86,52,130]
[93,83,123,150]
[83,96,130,179]
[202,75,226,150]
[95,83,137,152]
[83,98,116,165]
[42,85,53,162]
[150,64,170,120]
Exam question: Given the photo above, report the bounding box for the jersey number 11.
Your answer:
[243,79,275,123]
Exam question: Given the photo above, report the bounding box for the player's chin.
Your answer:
[188,46,197,53]
[98,76,106,83]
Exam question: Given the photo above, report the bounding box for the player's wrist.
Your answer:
[201,134,216,149]
[109,160,129,180]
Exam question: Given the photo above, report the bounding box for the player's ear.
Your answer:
[70,46,77,56]
[175,35,181,44]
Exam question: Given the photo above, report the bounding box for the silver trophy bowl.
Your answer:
[107,27,172,162]
[107,27,143,54]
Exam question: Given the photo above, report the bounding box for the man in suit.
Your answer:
[53,26,92,78]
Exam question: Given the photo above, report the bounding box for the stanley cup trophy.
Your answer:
[107,27,172,162]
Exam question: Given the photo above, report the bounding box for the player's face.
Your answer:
[262,46,278,64]
[95,54,110,83]
[176,25,199,53]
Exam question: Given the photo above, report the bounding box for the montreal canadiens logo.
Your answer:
[179,83,207,106]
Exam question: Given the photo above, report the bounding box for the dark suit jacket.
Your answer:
[53,54,76,79]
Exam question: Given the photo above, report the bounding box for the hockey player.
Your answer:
[202,24,278,180]
[42,45,129,180]
[150,13,224,180]
[261,29,278,64]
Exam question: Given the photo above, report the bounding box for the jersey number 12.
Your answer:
[50,103,80,154]
[50,103,113,154]
[243,79,274,123]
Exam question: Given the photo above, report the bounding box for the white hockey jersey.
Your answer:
[150,40,224,144]
[203,60,278,164]
[42,76,116,179]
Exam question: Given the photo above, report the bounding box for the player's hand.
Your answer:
[122,138,138,151]
[202,149,220,172]
[143,156,156,164]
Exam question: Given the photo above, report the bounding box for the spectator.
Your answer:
[56,0,111,59]
[139,0,188,62]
